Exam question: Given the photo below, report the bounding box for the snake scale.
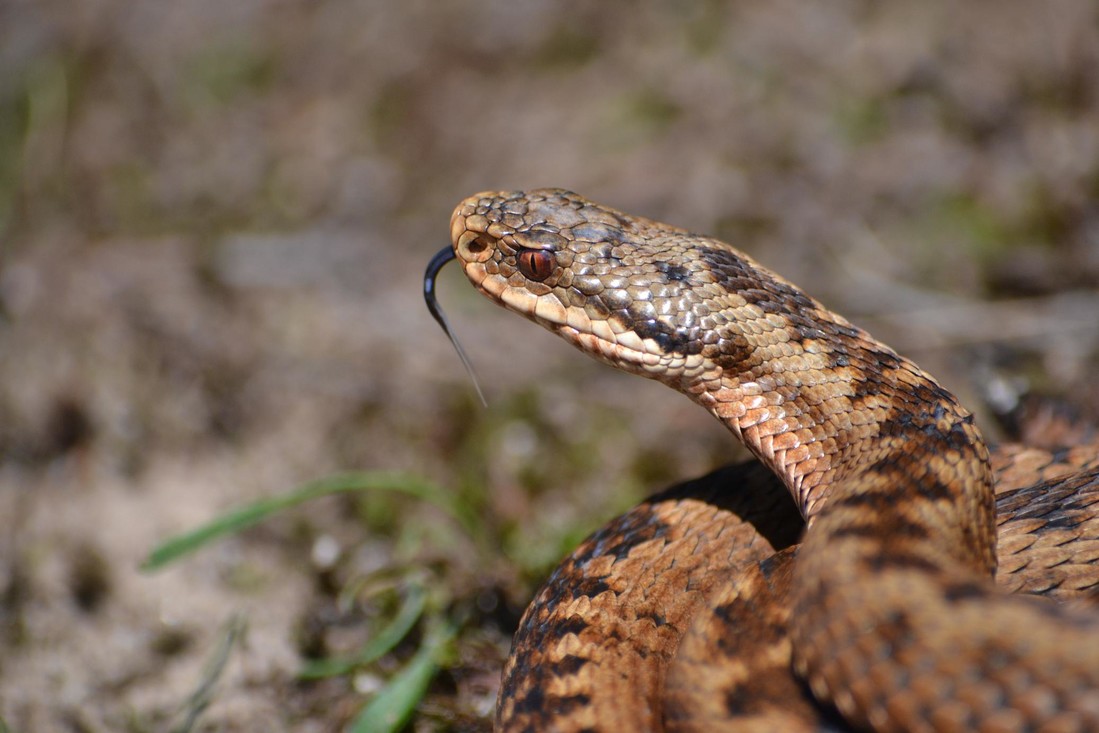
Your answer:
[424,189,1099,732]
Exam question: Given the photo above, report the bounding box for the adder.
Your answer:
[424,189,1099,732]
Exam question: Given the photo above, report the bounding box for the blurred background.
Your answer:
[1,2,1097,730]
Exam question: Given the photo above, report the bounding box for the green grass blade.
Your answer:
[298,584,427,680]
[346,614,458,733]
[170,614,247,733]
[142,472,474,571]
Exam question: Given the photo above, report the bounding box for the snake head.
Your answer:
[448,188,731,384]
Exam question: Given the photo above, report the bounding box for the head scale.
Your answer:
[448,188,740,386]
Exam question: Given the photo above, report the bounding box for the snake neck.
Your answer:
[682,309,997,576]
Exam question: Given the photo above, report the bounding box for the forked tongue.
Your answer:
[423,245,487,407]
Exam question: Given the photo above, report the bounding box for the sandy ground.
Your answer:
[1,2,1098,731]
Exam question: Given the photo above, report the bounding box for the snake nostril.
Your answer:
[456,232,497,263]
[465,234,495,254]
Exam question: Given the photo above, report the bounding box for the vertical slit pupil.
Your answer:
[519,249,553,281]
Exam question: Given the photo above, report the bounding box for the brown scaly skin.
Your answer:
[663,450,1099,733]
[496,462,806,732]
[445,189,1099,732]
[493,452,1099,733]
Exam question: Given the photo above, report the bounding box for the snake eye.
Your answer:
[517,248,554,282]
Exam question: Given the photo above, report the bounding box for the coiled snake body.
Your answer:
[426,189,1099,732]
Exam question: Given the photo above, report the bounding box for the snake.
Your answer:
[423,189,1099,732]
